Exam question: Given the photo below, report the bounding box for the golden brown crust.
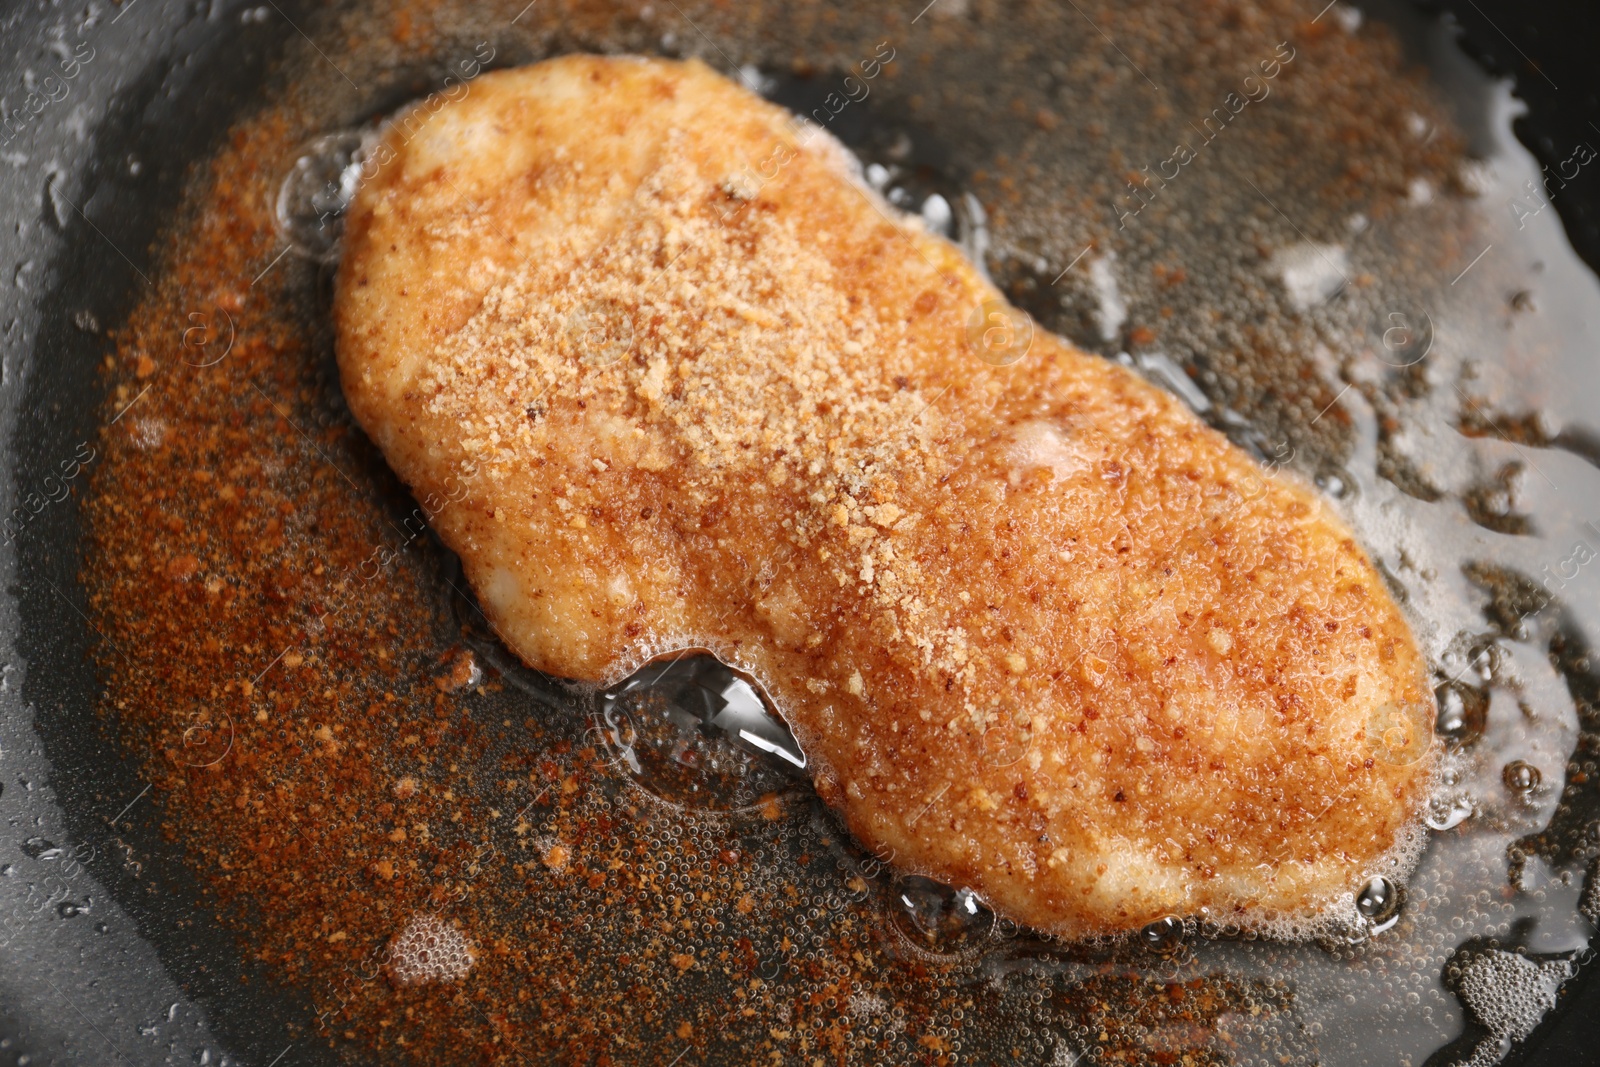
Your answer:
[335,55,1434,937]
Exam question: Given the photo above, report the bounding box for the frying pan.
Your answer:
[1,0,1597,1063]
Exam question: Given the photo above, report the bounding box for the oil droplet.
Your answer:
[1502,760,1541,794]
[597,655,806,813]
[889,875,994,953]
[1141,915,1185,953]
[1356,875,1402,933]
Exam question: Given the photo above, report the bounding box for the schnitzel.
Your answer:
[334,54,1434,937]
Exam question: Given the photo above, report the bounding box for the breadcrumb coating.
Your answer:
[336,55,1434,937]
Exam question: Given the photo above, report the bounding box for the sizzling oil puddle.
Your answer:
[75,1,1600,1065]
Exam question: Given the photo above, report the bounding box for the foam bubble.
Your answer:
[387,913,475,986]
[1452,949,1574,1066]
[847,990,888,1019]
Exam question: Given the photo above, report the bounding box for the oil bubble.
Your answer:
[1434,680,1489,746]
[1451,949,1574,1062]
[1582,857,1600,926]
[387,913,475,986]
[889,875,994,954]
[1466,640,1504,685]
[597,655,806,813]
[1314,466,1356,499]
[1502,760,1541,795]
[1140,915,1185,954]
[273,129,374,262]
[1356,875,1403,933]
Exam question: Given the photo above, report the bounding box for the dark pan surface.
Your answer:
[3,0,1600,1064]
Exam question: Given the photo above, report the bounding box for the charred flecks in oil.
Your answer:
[1462,461,1536,536]
[1509,625,1600,874]
[1053,973,1308,1066]
[1464,561,1558,641]
[1457,562,1600,895]
[1456,400,1600,474]
[1377,444,1449,504]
